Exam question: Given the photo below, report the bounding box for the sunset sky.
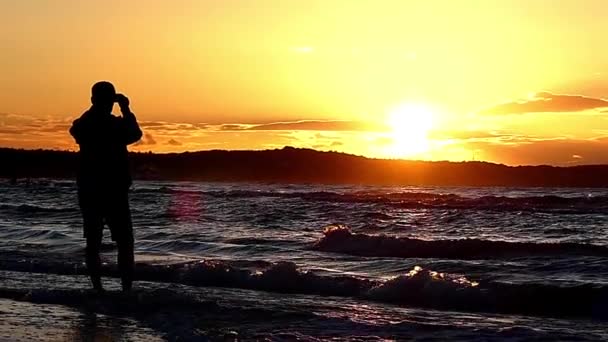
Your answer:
[2,0,608,165]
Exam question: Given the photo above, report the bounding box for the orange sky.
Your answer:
[1,0,608,165]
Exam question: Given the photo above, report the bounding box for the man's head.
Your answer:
[91,81,116,112]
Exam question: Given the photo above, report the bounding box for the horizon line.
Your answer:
[2,146,606,168]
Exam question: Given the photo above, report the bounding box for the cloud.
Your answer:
[213,120,385,132]
[137,120,385,134]
[139,121,167,128]
[455,136,608,165]
[478,92,608,115]
[37,124,71,133]
[6,113,608,166]
[134,133,156,146]
[139,121,208,131]
[144,133,156,145]
[431,130,555,145]
[0,115,267,151]
[219,124,252,131]
[0,114,385,152]
[245,120,378,131]
[0,113,76,149]
[0,128,27,134]
[167,138,182,146]
[428,130,510,140]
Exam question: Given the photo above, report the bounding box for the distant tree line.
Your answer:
[1,146,607,187]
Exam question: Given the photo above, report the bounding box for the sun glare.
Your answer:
[385,103,434,158]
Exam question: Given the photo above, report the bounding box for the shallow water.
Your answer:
[1,179,608,340]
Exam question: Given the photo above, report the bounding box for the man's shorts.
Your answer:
[78,187,133,243]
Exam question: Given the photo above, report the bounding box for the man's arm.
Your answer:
[69,118,82,144]
[69,114,89,145]
[117,94,143,145]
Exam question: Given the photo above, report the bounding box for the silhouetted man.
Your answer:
[70,81,142,292]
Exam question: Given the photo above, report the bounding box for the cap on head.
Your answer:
[91,81,116,105]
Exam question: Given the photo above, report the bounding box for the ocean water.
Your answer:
[1,179,608,341]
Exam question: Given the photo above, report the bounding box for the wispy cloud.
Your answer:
[245,120,379,131]
[134,133,157,146]
[167,139,182,146]
[214,120,381,132]
[4,112,608,165]
[478,92,608,115]
[140,122,209,131]
[219,124,253,131]
[446,136,608,165]
[0,113,74,149]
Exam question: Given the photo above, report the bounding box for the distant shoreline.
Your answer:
[2,146,608,187]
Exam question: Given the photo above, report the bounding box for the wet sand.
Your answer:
[0,298,164,342]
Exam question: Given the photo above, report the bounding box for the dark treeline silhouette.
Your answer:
[2,146,608,187]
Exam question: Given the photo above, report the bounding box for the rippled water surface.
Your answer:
[1,179,608,340]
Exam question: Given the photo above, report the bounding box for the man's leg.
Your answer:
[116,232,134,292]
[107,191,135,292]
[79,188,105,291]
[85,226,104,291]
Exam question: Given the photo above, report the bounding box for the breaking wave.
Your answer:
[313,225,608,259]
[0,253,607,319]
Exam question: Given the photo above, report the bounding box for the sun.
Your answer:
[385,103,434,158]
